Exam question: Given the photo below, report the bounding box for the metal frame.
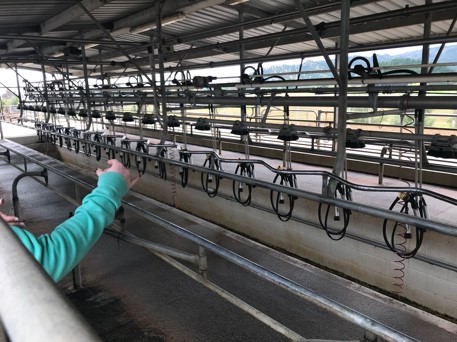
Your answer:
[0,216,101,342]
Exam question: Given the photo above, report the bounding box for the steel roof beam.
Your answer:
[41,0,111,35]
[159,0,425,46]
[113,0,227,32]
[7,0,112,50]
[159,9,457,66]
[95,32,457,76]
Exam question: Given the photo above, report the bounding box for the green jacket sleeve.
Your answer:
[11,172,129,282]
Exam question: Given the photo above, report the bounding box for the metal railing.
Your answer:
[0,217,101,342]
[0,138,422,341]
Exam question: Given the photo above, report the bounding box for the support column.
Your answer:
[157,7,169,145]
[415,0,432,180]
[239,6,247,126]
[14,63,23,119]
[81,43,92,131]
[40,63,51,124]
[331,0,350,179]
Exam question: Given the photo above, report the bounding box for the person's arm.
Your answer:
[11,171,129,282]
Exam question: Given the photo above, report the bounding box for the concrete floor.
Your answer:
[1,123,457,341]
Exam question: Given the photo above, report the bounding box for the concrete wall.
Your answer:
[57,146,457,320]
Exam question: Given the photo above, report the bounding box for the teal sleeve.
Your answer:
[11,172,129,282]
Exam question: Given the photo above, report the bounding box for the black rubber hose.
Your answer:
[232,162,254,206]
[179,152,191,188]
[105,137,116,159]
[120,141,131,168]
[318,183,352,241]
[93,134,102,161]
[135,142,148,175]
[270,173,296,222]
[158,148,167,180]
[201,156,220,198]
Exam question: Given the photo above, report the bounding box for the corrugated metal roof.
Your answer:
[0,0,454,75]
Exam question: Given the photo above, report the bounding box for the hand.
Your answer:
[0,198,25,227]
[96,159,139,189]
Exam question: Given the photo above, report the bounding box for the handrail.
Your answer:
[1,139,456,237]
[0,217,101,342]
[33,126,457,205]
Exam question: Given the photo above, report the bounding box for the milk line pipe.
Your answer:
[27,128,457,206]
[23,123,457,176]
[1,139,456,237]
[32,111,456,144]
[27,91,457,114]
[159,94,457,110]
[25,75,457,94]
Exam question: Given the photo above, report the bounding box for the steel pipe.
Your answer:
[164,94,457,110]
[0,217,101,342]
[105,229,200,265]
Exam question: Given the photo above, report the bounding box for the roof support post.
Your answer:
[148,37,161,124]
[239,7,247,134]
[81,43,92,131]
[331,0,350,184]
[156,6,169,147]
[415,0,433,175]
[40,62,51,124]
[14,64,23,120]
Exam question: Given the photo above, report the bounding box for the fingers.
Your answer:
[128,175,140,189]
[96,159,140,189]
[0,211,25,227]
[0,198,4,206]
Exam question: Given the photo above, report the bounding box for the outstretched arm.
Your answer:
[10,160,138,282]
